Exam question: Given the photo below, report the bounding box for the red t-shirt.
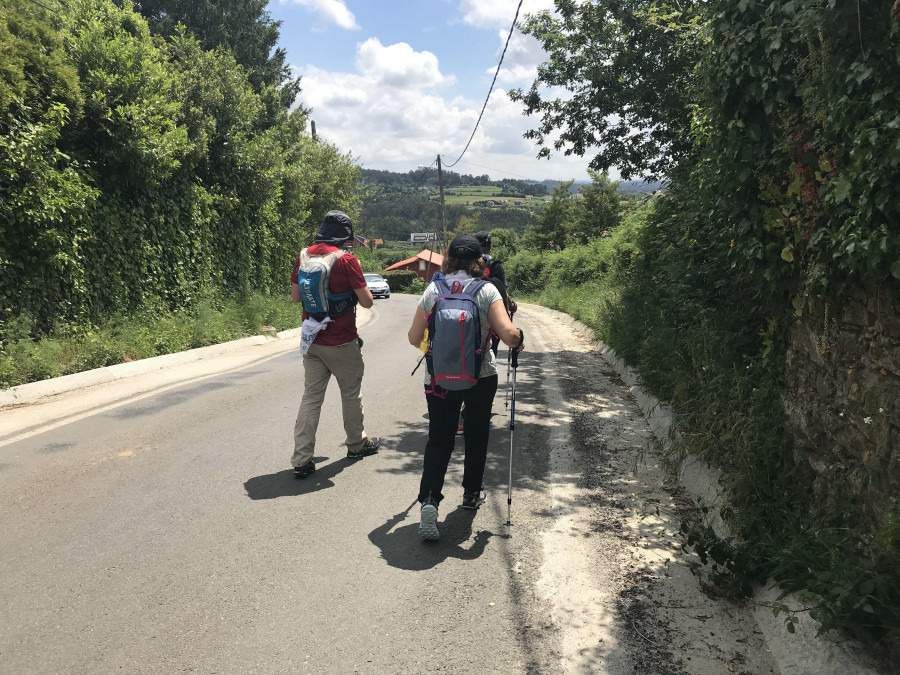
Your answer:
[291,244,367,346]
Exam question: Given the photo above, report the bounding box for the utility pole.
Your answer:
[436,154,447,253]
[310,120,317,140]
[361,209,367,248]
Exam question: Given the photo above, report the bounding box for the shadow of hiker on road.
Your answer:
[243,456,353,499]
[368,500,497,571]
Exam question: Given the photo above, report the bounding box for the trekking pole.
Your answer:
[506,344,519,527]
[504,350,511,409]
[411,329,429,376]
[411,353,425,376]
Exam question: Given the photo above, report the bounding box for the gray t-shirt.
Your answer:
[418,271,503,382]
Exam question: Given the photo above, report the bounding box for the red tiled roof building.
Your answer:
[383,250,444,281]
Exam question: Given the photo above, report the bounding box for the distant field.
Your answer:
[431,185,544,207]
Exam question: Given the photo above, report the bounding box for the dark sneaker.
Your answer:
[462,490,486,510]
[418,497,440,541]
[293,461,315,479]
[347,436,380,459]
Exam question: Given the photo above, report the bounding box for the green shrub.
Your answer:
[1,0,361,334]
[528,190,900,655]
[352,248,384,274]
[383,270,419,292]
[406,278,426,295]
[506,249,553,294]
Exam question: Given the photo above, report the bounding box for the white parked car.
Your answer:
[364,273,390,299]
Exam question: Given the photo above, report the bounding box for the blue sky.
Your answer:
[266,0,594,182]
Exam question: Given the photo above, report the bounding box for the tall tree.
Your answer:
[0,0,82,122]
[131,0,301,114]
[489,227,520,261]
[522,180,574,250]
[570,170,620,242]
[509,0,701,179]
[0,0,96,330]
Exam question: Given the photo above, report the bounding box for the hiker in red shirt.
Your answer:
[289,210,380,478]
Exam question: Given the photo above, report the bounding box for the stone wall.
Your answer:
[783,286,899,525]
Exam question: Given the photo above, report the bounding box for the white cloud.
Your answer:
[296,42,590,182]
[282,0,360,30]
[458,0,556,29]
[501,30,546,70]
[491,30,545,86]
[356,39,453,89]
[459,5,552,90]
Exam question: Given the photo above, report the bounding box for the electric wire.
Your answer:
[452,157,544,182]
[444,0,525,169]
[21,0,57,12]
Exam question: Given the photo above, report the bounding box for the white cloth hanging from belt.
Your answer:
[300,316,333,356]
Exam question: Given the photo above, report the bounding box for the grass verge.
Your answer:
[0,294,301,389]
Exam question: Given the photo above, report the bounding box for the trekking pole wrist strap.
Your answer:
[516,329,524,347]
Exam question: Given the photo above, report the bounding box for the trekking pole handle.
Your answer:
[511,329,523,368]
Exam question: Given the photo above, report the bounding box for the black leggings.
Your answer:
[418,375,499,504]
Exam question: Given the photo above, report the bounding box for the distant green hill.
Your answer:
[356,168,663,242]
[360,167,663,196]
[537,179,665,194]
[360,167,548,197]
[617,179,665,194]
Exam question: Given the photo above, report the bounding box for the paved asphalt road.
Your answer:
[0,295,566,674]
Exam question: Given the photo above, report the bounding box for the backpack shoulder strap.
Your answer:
[462,278,489,297]
[302,248,346,263]
[321,249,346,265]
[433,277,451,296]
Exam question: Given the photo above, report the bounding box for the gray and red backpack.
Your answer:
[425,277,493,392]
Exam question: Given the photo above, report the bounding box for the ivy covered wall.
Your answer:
[784,289,899,526]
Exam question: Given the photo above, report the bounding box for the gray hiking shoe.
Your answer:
[347,436,380,459]
[461,490,486,510]
[418,497,440,541]
[292,461,315,479]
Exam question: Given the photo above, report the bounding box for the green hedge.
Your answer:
[383,270,419,292]
[0,0,359,339]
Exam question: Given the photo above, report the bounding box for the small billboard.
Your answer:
[410,232,436,243]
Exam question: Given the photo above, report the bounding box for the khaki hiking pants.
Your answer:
[291,338,369,468]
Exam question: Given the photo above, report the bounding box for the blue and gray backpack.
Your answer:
[425,277,492,392]
[296,248,356,320]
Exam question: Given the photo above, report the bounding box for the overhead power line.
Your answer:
[444,0,525,169]
[22,0,57,12]
[453,158,542,182]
